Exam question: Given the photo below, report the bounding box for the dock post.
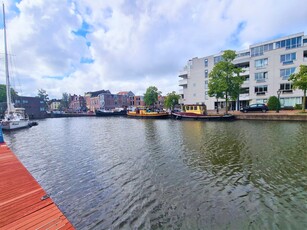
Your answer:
[0,125,4,143]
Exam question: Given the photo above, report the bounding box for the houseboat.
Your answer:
[127,107,169,119]
[96,108,127,117]
[171,104,235,121]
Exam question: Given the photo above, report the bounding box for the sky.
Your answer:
[0,0,306,99]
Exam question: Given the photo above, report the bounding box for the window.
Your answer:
[280,83,293,92]
[204,70,208,78]
[22,100,28,103]
[251,43,273,57]
[204,80,208,89]
[205,91,208,100]
[280,67,295,80]
[255,85,268,94]
[276,36,302,49]
[214,56,222,64]
[280,97,301,107]
[280,52,296,64]
[204,59,208,67]
[237,52,250,57]
[255,72,268,82]
[255,58,268,68]
[243,75,249,81]
[240,87,249,94]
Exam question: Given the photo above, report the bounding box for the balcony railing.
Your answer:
[239,93,250,100]
[282,89,293,93]
[282,60,294,65]
[179,79,188,86]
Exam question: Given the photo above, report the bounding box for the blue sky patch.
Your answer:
[72,20,91,38]
[228,21,247,46]
[80,57,94,64]
[43,76,64,80]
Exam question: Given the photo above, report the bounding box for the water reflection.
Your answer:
[4,118,307,229]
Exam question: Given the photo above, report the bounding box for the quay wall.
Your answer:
[235,114,307,121]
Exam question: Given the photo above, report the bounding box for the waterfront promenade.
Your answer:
[207,109,307,121]
[0,143,74,229]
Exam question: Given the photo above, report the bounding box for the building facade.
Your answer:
[48,99,61,111]
[84,90,111,112]
[69,94,86,112]
[179,32,307,110]
[14,96,46,119]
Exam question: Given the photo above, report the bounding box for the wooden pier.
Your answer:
[0,143,74,229]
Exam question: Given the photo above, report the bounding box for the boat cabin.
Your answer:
[182,104,207,115]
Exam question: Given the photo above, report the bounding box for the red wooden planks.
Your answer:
[0,144,75,229]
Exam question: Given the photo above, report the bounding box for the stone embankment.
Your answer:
[208,110,307,121]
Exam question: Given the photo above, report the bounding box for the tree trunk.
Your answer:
[303,89,306,112]
[225,92,228,114]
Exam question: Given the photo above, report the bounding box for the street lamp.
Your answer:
[276,89,281,113]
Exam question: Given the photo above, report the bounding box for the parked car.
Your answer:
[240,103,268,113]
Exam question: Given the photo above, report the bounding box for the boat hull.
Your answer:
[1,119,30,130]
[127,112,169,119]
[96,110,127,117]
[171,112,235,121]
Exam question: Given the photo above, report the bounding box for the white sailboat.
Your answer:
[1,4,30,130]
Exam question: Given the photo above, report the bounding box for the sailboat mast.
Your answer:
[3,3,12,113]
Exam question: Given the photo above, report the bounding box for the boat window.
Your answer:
[194,106,197,110]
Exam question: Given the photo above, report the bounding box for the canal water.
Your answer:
[4,117,307,229]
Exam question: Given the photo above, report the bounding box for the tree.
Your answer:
[164,91,180,110]
[208,50,244,114]
[208,69,226,114]
[144,86,160,107]
[289,65,307,112]
[267,96,280,111]
[37,89,49,110]
[0,84,18,102]
[59,92,71,111]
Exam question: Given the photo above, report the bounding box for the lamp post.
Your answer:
[276,89,281,113]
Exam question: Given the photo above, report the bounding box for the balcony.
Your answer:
[178,69,188,78]
[239,93,250,100]
[282,89,293,94]
[178,89,184,95]
[241,67,250,76]
[282,60,294,65]
[179,79,188,86]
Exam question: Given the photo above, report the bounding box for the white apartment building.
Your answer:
[179,32,307,110]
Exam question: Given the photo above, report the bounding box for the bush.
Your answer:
[267,96,280,111]
[294,104,302,110]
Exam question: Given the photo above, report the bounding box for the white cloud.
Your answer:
[0,0,306,98]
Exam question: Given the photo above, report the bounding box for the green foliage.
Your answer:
[208,50,244,114]
[294,104,302,110]
[37,89,49,110]
[144,86,160,107]
[59,92,71,110]
[289,65,307,112]
[164,91,180,110]
[267,96,280,111]
[0,84,18,102]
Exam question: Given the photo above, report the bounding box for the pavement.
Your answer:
[207,109,306,116]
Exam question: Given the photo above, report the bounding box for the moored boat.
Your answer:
[96,108,127,117]
[127,108,169,119]
[0,4,33,130]
[172,104,235,121]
